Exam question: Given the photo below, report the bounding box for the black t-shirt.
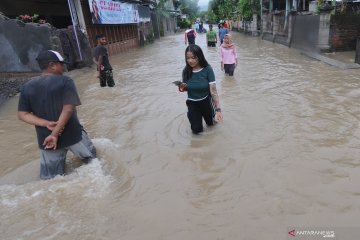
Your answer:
[18,75,82,149]
[94,45,112,70]
[187,30,195,43]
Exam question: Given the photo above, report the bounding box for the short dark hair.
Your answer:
[38,60,50,70]
[38,61,60,70]
[96,34,105,40]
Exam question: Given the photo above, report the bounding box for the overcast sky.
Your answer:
[198,0,209,7]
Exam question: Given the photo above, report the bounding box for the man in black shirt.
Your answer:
[94,34,115,87]
[18,50,96,180]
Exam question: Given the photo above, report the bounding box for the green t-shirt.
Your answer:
[206,30,217,42]
[185,65,216,101]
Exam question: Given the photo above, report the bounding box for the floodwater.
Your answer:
[1,30,360,240]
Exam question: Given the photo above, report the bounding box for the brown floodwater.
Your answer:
[1,30,360,240]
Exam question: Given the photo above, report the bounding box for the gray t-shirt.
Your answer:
[18,75,82,149]
[94,45,112,70]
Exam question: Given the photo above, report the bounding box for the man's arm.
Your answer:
[95,55,103,78]
[17,111,56,130]
[52,104,74,137]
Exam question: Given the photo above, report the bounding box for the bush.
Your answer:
[178,19,191,29]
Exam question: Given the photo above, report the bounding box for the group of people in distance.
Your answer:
[185,22,237,76]
[181,21,238,135]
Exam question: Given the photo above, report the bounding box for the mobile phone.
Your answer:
[172,81,182,86]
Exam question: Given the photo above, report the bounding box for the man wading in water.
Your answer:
[18,50,96,180]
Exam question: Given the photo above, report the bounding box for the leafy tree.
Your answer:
[155,0,170,17]
[179,0,199,21]
[208,0,260,21]
[207,9,218,23]
[238,0,253,20]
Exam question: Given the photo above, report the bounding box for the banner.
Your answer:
[138,5,151,23]
[88,0,139,24]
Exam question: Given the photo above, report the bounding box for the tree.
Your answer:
[208,0,259,21]
[238,0,253,20]
[180,0,200,21]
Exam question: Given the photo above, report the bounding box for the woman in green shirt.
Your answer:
[179,45,224,134]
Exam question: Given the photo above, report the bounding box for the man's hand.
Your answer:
[43,135,58,150]
[46,121,57,131]
[46,121,65,136]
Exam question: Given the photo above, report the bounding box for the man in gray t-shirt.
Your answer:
[18,50,96,180]
[93,34,115,87]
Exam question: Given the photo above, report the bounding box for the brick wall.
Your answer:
[330,15,360,51]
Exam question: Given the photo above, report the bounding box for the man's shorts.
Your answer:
[99,69,115,87]
[207,41,216,47]
[39,130,96,180]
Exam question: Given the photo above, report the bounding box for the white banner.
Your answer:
[88,0,139,24]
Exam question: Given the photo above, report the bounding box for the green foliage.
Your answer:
[180,0,199,20]
[207,10,218,23]
[178,19,191,28]
[238,0,253,20]
[208,0,260,21]
[155,0,170,17]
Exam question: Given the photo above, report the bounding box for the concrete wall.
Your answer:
[291,15,320,51]
[138,22,155,46]
[330,15,360,51]
[0,16,51,72]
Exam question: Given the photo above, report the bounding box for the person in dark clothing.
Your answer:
[17,50,96,180]
[184,24,197,45]
[93,34,115,87]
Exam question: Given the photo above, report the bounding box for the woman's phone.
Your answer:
[172,81,182,86]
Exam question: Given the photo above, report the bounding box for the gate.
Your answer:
[291,15,320,51]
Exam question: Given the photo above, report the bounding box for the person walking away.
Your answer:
[17,50,97,180]
[184,24,197,45]
[220,34,238,76]
[195,21,200,33]
[177,44,224,134]
[199,21,203,33]
[206,24,217,47]
[218,24,229,45]
[94,34,115,87]
[223,20,229,29]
